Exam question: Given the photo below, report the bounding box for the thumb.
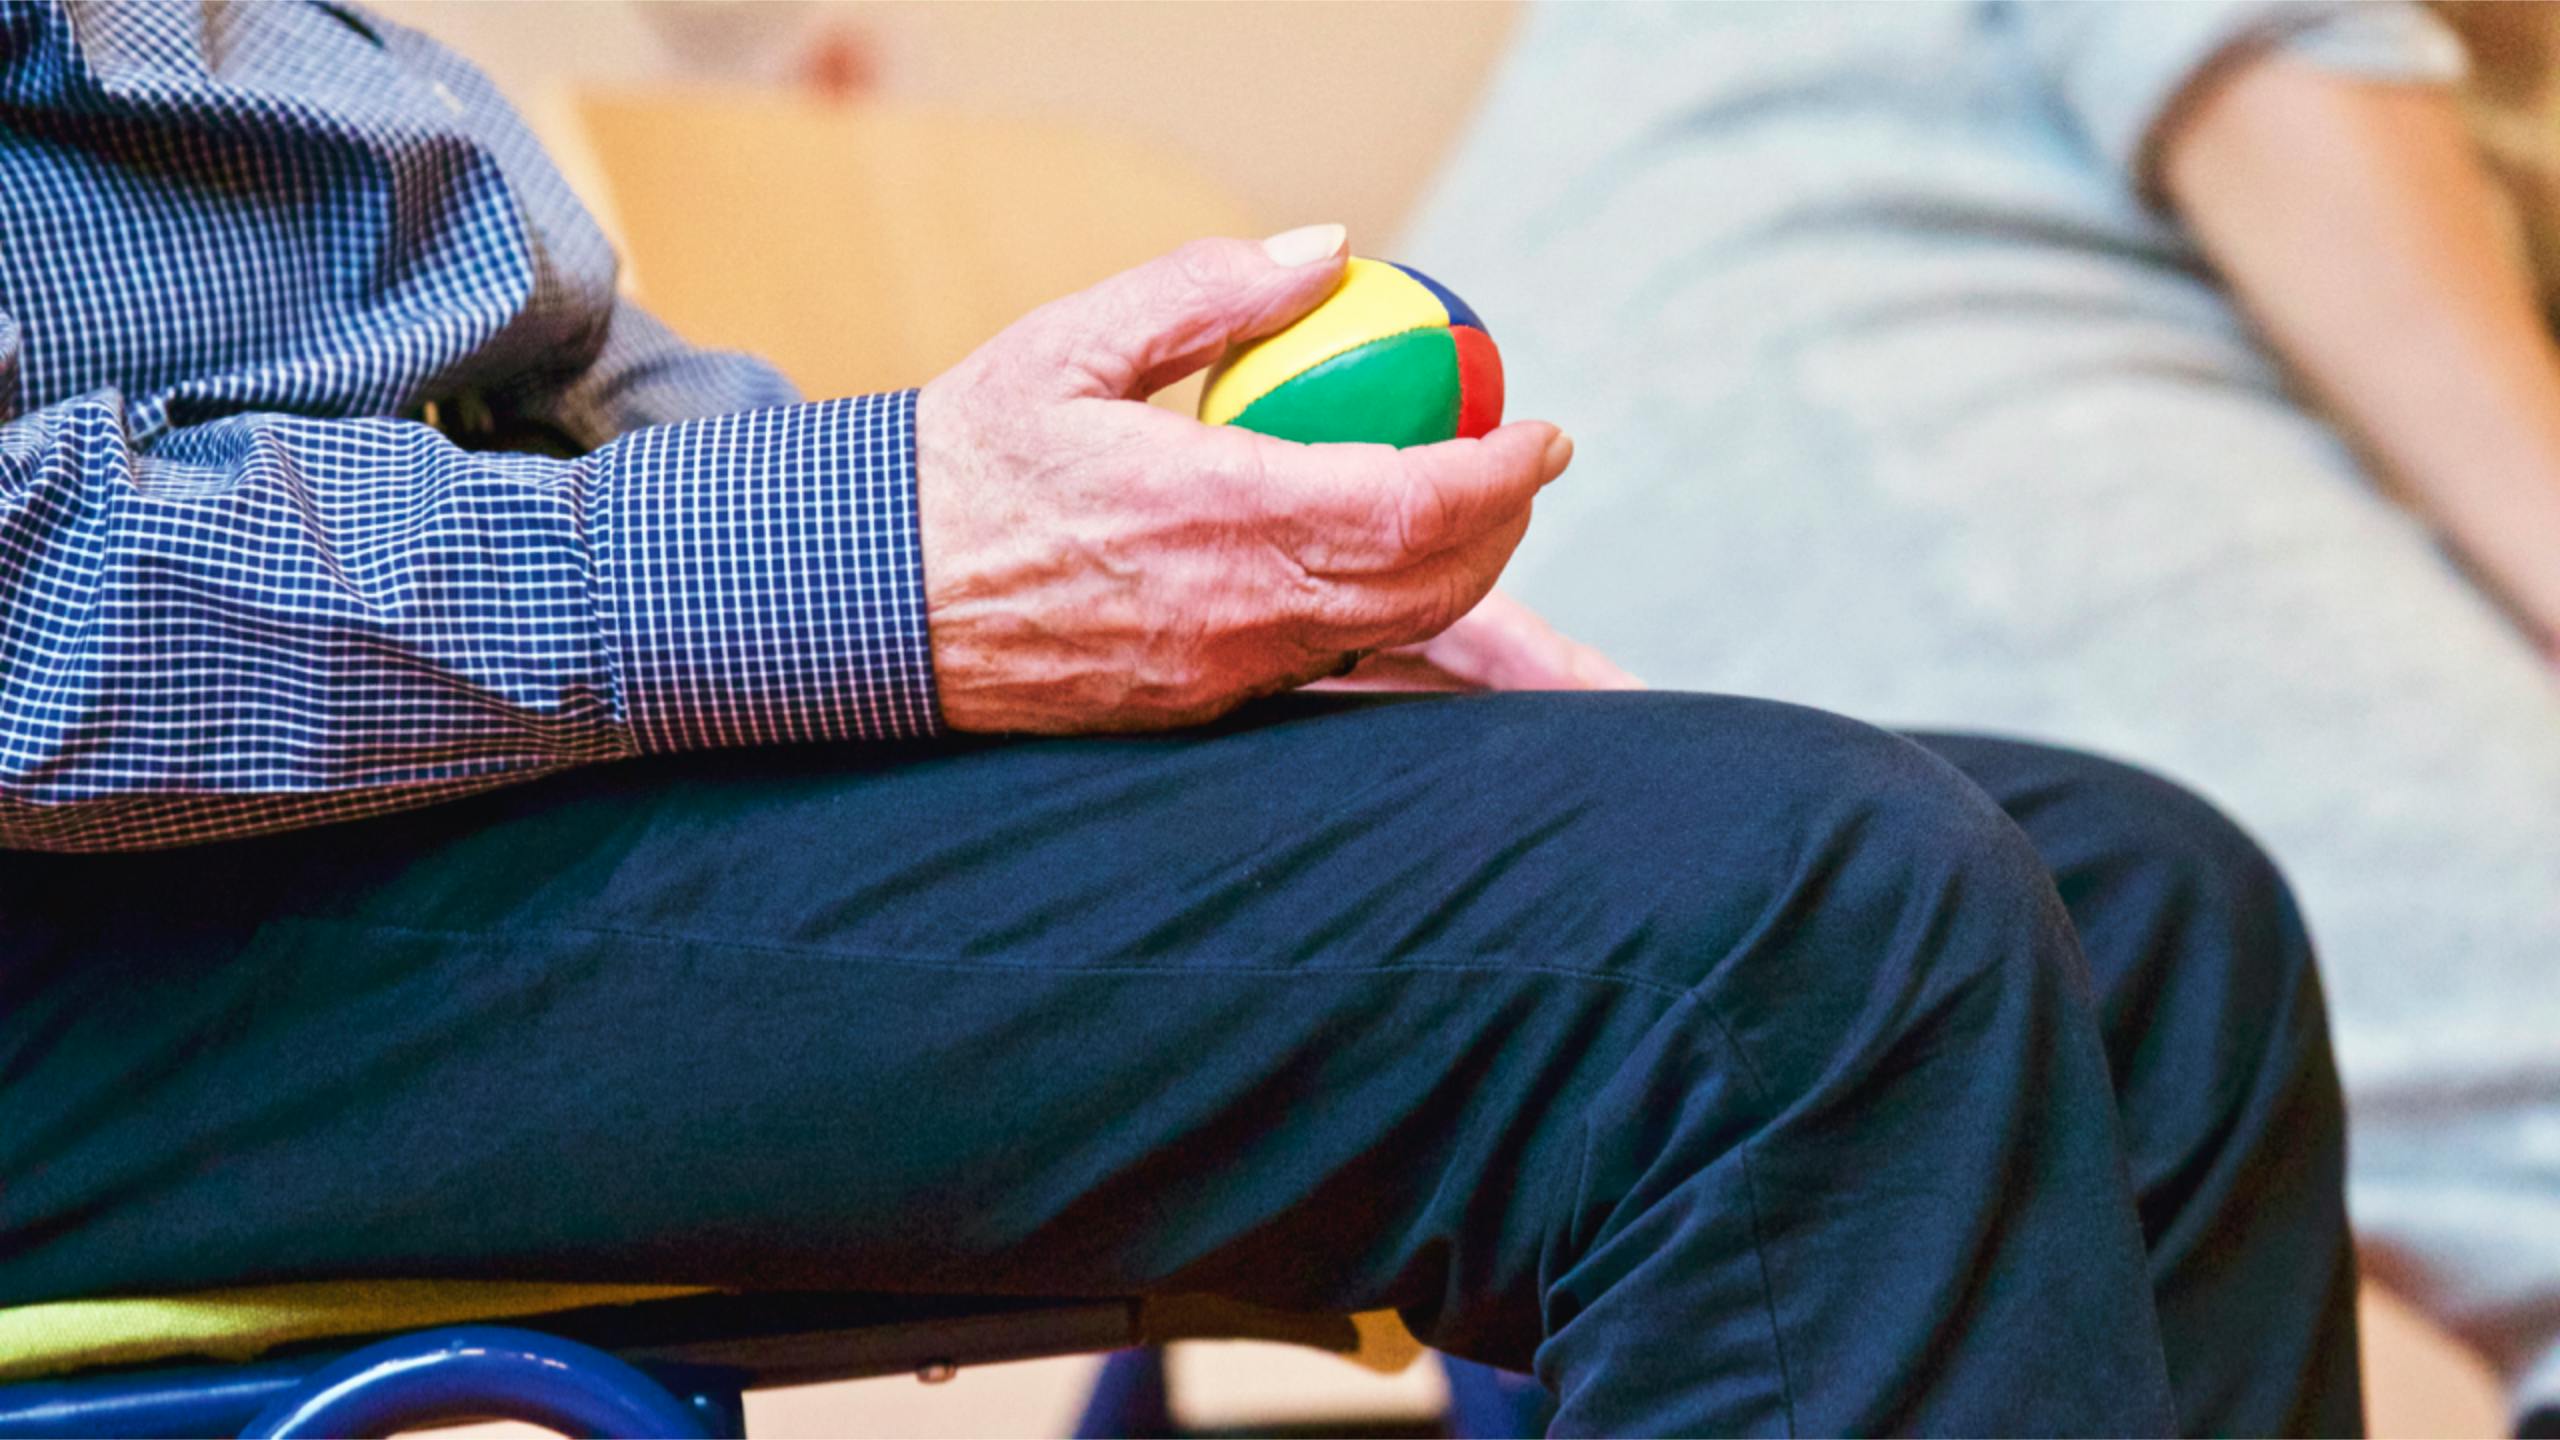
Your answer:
[1014,226,1349,401]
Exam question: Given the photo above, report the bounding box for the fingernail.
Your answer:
[1262,222,1347,267]
[1540,431,1575,482]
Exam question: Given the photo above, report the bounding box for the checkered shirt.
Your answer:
[0,0,941,852]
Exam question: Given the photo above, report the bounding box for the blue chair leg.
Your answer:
[1073,1347,1178,1439]
[681,1382,750,1439]
[1440,1354,1556,1440]
[237,1324,712,1439]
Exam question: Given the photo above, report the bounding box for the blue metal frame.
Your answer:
[1073,1349,1175,1439]
[0,1353,322,1438]
[240,1326,714,1438]
[0,1325,745,1440]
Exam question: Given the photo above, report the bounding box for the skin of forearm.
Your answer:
[2160,53,2560,648]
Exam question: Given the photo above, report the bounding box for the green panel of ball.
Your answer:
[1227,328,1462,448]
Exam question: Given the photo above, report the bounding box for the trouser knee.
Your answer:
[1508,696,2115,1167]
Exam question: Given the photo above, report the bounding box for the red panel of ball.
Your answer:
[1450,324,1505,440]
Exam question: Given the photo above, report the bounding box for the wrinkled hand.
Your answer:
[1315,587,1644,693]
[916,227,1574,733]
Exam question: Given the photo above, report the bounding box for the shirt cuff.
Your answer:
[2279,6,2468,85]
[600,389,943,752]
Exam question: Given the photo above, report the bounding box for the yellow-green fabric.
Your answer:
[0,1280,1426,1385]
[0,1280,707,1382]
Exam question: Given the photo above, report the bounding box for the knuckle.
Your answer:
[1262,542,1340,626]
[1225,451,1336,597]
[1390,473,1461,558]
[1055,332,1128,392]
[1167,238,1241,293]
[1215,428,1278,506]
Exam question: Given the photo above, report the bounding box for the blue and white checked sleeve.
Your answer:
[0,386,939,852]
[0,0,946,852]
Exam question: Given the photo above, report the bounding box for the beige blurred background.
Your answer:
[378,2,2509,1433]
[373,0,1516,248]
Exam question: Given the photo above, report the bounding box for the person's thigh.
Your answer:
[0,691,2170,1435]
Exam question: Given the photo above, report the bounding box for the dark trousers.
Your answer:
[0,692,2357,1435]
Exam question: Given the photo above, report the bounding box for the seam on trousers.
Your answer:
[1680,985,1801,1436]
[266,914,1699,1000]
[1546,986,1799,1436]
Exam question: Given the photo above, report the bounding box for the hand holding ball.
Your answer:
[1200,258,1503,447]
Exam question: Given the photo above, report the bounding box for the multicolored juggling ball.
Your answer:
[1199,257,1503,447]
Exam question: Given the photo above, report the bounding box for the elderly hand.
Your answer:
[916,226,1574,733]
[1316,588,1644,693]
